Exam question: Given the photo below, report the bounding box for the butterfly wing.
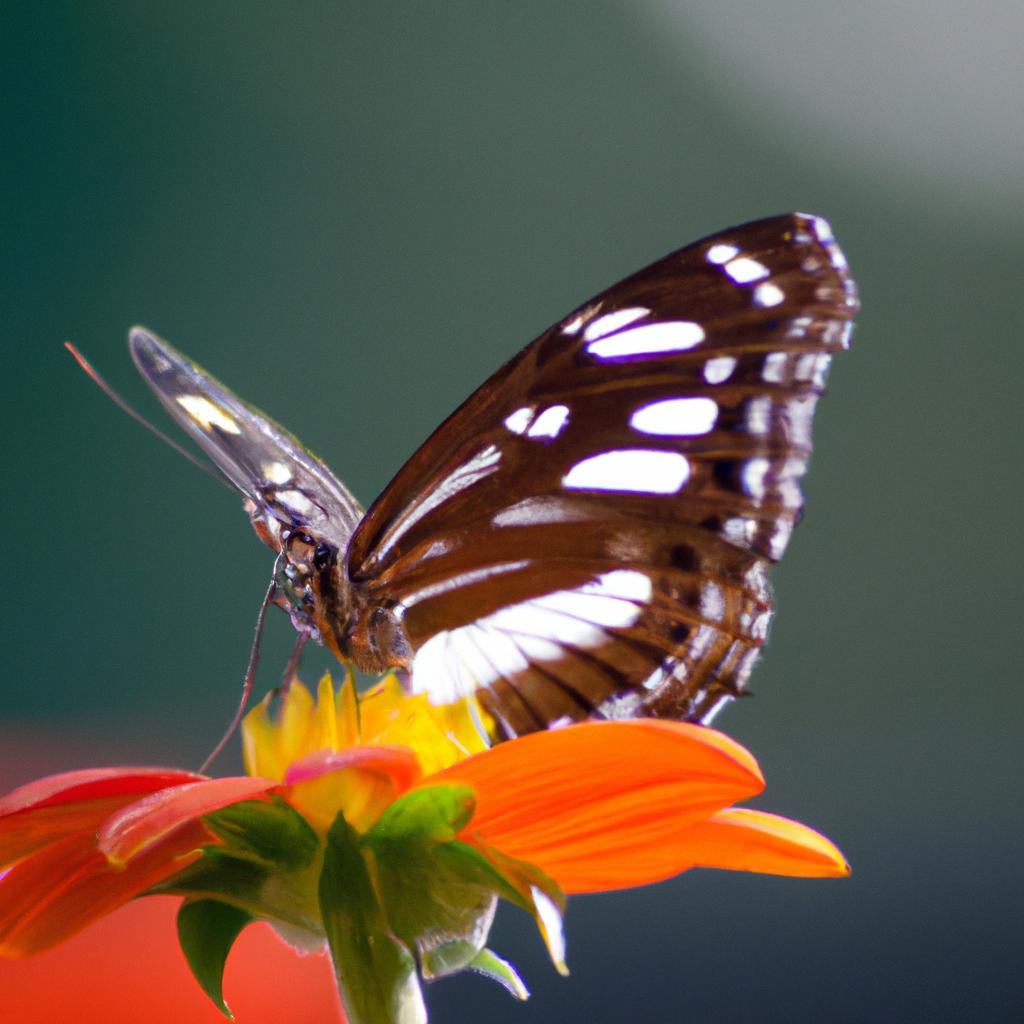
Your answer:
[130,328,365,551]
[343,213,858,736]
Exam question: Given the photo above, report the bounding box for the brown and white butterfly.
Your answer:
[130,213,857,740]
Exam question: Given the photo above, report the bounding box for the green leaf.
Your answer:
[203,797,319,869]
[467,948,530,1001]
[176,899,254,1019]
[320,812,426,1024]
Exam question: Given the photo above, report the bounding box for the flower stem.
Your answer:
[320,813,427,1024]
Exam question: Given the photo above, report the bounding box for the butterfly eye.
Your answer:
[313,542,334,570]
[283,530,317,567]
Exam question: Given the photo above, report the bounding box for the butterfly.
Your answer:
[129,212,857,740]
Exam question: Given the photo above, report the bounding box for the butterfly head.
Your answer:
[237,493,350,655]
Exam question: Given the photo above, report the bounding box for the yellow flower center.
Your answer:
[241,671,493,832]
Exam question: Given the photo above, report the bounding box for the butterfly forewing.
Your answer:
[130,328,364,550]
[343,213,857,736]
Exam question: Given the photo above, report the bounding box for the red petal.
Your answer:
[428,720,763,893]
[285,746,421,791]
[0,768,202,818]
[0,822,208,957]
[0,769,203,867]
[98,776,277,865]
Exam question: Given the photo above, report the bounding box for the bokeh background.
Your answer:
[3,3,1022,1021]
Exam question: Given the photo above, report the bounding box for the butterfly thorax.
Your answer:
[340,593,413,675]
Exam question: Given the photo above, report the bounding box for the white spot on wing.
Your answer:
[768,519,794,560]
[175,395,241,434]
[527,404,570,439]
[532,570,651,628]
[707,243,739,264]
[777,456,807,508]
[562,313,587,336]
[401,560,532,606]
[409,570,653,705]
[492,497,588,528]
[790,315,813,338]
[725,257,769,284]
[504,406,535,435]
[700,582,725,622]
[723,516,757,547]
[794,352,831,387]
[563,449,690,494]
[630,397,718,436]
[582,306,649,342]
[505,405,570,440]
[762,352,788,383]
[745,396,773,435]
[704,355,736,384]
[274,489,314,515]
[741,457,771,499]
[754,282,785,307]
[377,445,501,556]
[262,460,293,484]
[587,321,704,359]
[811,215,834,242]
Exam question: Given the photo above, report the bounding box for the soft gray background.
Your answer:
[3,3,1021,1021]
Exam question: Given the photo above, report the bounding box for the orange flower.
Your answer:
[0,673,848,1024]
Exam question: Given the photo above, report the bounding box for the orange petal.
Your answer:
[98,776,276,865]
[0,821,208,957]
[671,808,851,879]
[428,720,763,893]
[0,769,203,867]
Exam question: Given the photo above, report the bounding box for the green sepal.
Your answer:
[320,811,426,1024]
[467,948,530,1001]
[202,796,319,869]
[157,846,323,943]
[176,898,254,1019]
[153,848,271,907]
[365,784,568,978]
[368,784,476,844]
[463,838,569,975]
[366,786,499,976]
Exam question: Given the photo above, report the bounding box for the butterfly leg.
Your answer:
[280,634,309,691]
[198,556,282,774]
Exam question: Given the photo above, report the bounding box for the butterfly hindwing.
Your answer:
[342,213,857,736]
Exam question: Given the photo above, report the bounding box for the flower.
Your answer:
[0,673,848,1024]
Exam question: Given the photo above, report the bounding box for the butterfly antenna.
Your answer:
[64,341,230,490]
[198,556,281,774]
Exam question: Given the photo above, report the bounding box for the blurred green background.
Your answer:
[3,2,1021,1021]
